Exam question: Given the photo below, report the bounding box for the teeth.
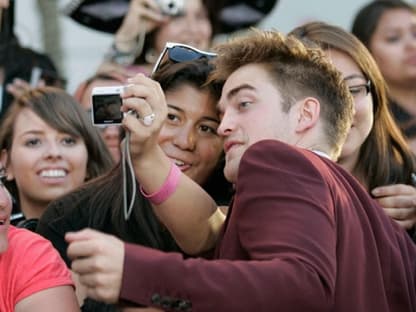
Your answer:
[0,220,4,225]
[174,159,185,166]
[40,169,66,178]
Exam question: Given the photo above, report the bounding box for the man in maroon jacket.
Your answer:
[66,30,416,311]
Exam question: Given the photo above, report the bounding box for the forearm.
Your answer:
[134,145,224,254]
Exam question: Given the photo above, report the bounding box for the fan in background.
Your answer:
[63,0,279,35]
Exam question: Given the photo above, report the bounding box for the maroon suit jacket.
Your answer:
[120,140,416,311]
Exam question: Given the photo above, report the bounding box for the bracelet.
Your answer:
[140,162,181,205]
[104,43,137,66]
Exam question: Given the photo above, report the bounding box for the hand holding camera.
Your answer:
[114,0,184,48]
[156,0,184,16]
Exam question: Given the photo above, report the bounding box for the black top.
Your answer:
[36,181,181,311]
[390,99,416,139]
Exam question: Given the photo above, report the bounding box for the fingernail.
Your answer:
[371,188,380,196]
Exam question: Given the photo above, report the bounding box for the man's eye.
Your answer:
[239,101,251,109]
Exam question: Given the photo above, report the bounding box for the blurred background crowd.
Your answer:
[7,0,404,93]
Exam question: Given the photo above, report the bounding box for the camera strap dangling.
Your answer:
[122,132,136,221]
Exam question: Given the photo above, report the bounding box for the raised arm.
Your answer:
[121,74,225,254]
[99,0,168,72]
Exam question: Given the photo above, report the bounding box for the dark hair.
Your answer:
[0,87,114,207]
[210,28,353,158]
[290,21,415,190]
[351,0,416,48]
[78,57,231,247]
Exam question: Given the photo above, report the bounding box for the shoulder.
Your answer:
[3,227,73,306]
[8,226,67,264]
[236,140,334,208]
[238,139,325,178]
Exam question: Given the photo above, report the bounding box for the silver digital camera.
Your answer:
[156,0,184,16]
[91,86,125,126]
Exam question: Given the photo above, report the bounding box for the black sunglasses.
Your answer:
[151,42,217,76]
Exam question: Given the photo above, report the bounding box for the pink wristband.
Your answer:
[140,162,181,205]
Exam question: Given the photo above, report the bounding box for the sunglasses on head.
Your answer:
[151,42,217,76]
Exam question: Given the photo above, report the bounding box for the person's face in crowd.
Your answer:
[217,64,299,183]
[154,0,212,55]
[80,78,122,164]
[0,177,12,253]
[0,0,9,9]
[369,8,416,86]
[325,49,373,164]
[157,84,222,186]
[2,108,88,209]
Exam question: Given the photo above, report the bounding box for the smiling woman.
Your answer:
[0,87,114,230]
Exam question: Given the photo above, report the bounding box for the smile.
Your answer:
[39,169,67,178]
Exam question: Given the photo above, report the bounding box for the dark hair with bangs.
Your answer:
[153,58,222,102]
[0,87,114,203]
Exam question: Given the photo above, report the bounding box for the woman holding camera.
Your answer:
[100,0,213,75]
[37,53,232,311]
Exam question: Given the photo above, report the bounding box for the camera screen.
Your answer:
[92,93,123,125]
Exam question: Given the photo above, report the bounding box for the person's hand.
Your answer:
[65,229,125,304]
[6,78,44,99]
[371,184,416,230]
[115,0,168,51]
[121,73,167,161]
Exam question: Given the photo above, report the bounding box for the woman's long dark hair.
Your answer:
[81,58,232,248]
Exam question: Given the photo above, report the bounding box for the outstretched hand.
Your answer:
[65,229,125,304]
[121,73,167,161]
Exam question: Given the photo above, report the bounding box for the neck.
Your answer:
[18,197,48,220]
[301,141,335,160]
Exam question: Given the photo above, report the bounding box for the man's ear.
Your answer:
[0,149,13,180]
[295,97,320,133]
